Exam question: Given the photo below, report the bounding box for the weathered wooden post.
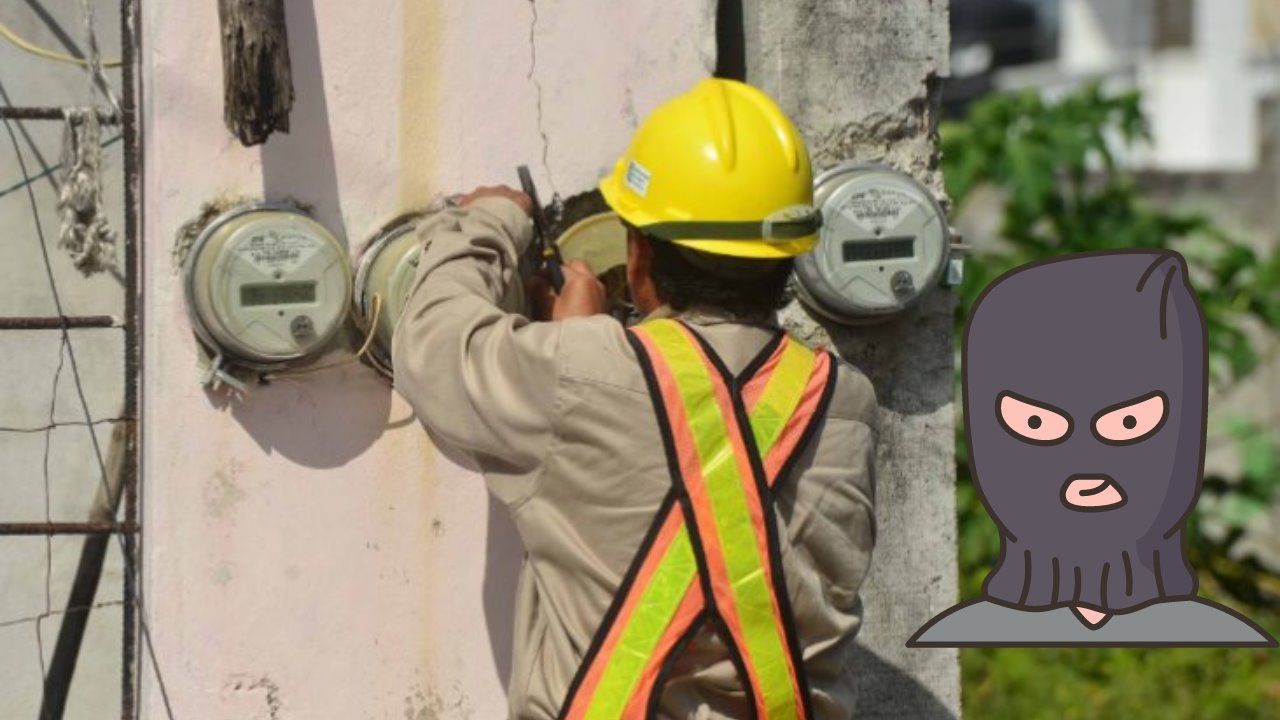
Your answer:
[746,1,961,716]
[217,0,294,146]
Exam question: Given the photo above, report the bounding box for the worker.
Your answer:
[393,78,877,720]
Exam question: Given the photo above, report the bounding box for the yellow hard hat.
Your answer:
[599,78,821,259]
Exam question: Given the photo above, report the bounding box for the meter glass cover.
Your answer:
[842,237,915,262]
[239,281,317,307]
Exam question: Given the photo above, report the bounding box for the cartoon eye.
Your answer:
[997,392,1073,445]
[1093,392,1168,445]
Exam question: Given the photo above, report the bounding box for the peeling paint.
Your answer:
[223,675,284,720]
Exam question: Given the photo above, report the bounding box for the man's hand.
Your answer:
[457,185,533,217]
[532,259,607,321]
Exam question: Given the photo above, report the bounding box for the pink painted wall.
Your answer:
[141,1,713,717]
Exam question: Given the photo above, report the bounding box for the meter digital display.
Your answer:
[240,281,317,307]
[183,203,352,368]
[843,238,915,262]
[794,163,950,322]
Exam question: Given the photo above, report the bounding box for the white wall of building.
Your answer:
[140,1,713,717]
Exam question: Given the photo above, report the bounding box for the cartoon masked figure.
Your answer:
[910,250,1275,646]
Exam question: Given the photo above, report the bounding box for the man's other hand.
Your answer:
[532,259,607,321]
[457,185,534,217]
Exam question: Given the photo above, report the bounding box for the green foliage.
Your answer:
[964,646,1280,719]
[944,86,1280,383]
[944,85,1280,718]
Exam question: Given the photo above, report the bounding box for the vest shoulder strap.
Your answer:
[559,319,837,720]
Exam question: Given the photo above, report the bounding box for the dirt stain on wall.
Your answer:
[205,464,247,520]
[400,0,444,207]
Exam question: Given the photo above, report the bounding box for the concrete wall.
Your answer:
[747,2,960,717]
[0,0,127,717]
[138,1,956,718]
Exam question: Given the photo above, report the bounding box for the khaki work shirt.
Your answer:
[392,197,878,720]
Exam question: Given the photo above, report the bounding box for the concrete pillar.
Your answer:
[746,1,960,717]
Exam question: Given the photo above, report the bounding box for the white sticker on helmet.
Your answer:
[624,160,652,197]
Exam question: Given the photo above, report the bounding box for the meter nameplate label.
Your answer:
[837,188,917,231]
[236,230,322,275]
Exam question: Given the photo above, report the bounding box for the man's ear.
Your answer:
[626,227,661,314]
[626,228,647,271]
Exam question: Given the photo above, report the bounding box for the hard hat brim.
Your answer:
[599,174,819,259]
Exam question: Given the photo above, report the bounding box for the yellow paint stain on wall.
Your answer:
[400,0,443,208]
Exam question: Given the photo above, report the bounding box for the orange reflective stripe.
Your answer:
[560,320,835,720]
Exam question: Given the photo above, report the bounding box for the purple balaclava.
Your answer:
[964,251,1206,613]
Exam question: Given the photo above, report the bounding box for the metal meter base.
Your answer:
[353,216,426,378]
[556,212,632,322]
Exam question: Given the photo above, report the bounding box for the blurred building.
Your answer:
[950,0,1280,173]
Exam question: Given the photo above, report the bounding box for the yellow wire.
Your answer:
[351,292,383,359]
[0,19,123,69]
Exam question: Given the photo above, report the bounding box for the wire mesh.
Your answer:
[0,1,147,718]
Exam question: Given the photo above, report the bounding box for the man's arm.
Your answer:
[391,193,561,493]
[790,367,878,719]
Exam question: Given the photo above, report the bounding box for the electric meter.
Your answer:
[794,163,950,322]
[353,216,425,376]
[557,212,627,275]
[557,212,632,322]
[184,203,352,368]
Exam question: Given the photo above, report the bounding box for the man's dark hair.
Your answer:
[642,231,793,322]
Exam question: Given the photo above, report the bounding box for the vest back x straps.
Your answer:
[560,319,838,720]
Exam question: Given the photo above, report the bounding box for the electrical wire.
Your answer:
[0,134,121,202]
[0,18,122,68]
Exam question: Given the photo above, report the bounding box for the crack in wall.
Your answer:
[527,0,555,194]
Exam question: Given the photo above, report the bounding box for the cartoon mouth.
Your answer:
[1061,474,1127,511]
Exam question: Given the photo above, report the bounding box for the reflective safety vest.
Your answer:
[559,319,838,720]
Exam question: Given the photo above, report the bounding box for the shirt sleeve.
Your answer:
[391,196,562,498]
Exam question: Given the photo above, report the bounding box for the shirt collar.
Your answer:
[639,304,781,330]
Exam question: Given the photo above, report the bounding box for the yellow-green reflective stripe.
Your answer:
[585,526,697,720]
[645,322,799,719]
[748,340,815,456]
[583,323,814,718]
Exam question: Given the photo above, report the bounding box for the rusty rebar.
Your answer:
[0,315,120,330]
[0,522,136,536]
[0,106,121,123]
[120,1,142,717]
